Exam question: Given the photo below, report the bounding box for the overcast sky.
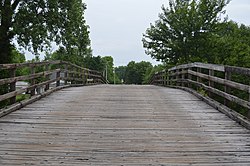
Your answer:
[83,0,250,67]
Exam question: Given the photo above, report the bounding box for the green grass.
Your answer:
[197,88,208,97]
[16,94,30,102]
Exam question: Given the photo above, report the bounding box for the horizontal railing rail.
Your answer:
[0,60,107,116]
[149,62,250,125]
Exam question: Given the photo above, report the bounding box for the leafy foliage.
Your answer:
[115,66,127,83]
[209,21,250,67]
[102,56,118,84]
[83,56,105,72]
[142,0,230,64]
[124,61,153,84]
[114,61,165,85]
[0,0,90,64]
[11,48,26,64]
[143,64,166,84]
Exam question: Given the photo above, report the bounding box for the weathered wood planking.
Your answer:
[0,85,250,165]
[0,60,106,107]
[150,62,250,120]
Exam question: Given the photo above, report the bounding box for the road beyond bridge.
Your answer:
[0,85,250,165]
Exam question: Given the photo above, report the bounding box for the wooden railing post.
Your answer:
[83,69,87,85]
[196,67,201,90]
[179,69,182,86]
[248,87,250,119]
[224,70,231,106]
[78,67,81,84]
[170,70,173,86]
[87,70,90,85]
[9,68,16,104]
[81,69,84,84]
[64,64,68,85]
[175,69,178,86]
[72,66,75,84]
[81,69,85,85]
[45,65,50,91]
[75,67,79,84]
[56,70,61,87]
[166,70,169,86]
[68,65,73,84]
[152,74,154,85]
[74,66,77,84]
[188,68,192,88]
[30,66,36,96]
[181,69,185,87]
[208,69,214,98]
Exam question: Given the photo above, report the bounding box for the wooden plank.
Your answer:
[0,85,250,165]
[0,78,61,102]
[9,68,16,104]
[45,65,50,91]
[208,69,214,97]
[193,62,225,72]
[171,85,250,130]
[224,70,232,106]
[62,77,84,82]
[169,70,187,77]
[169,62,225,72]
[0,60,62,70]
[63,61,102,75]
[188,69,250,92]
[0,69,59,86]
[186,79,250,109]
[30,66,36,96]
[0,85,71,118]
[0,88,26,102]
[226,65,250,76]
[249,87,250,119]
[168,63,195,71]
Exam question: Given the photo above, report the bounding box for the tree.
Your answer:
[102,56,116,83]
[0,0,90,65]
[46,47,106,72]
[209,21,250,67]
[115,66,127,83]
[59,0,91,57]
[11,47,26,64]
[143,64,166,84]
[142,0,230,65]
[45,47,82,66]
[125,61,153,84]
[83,56,105,71]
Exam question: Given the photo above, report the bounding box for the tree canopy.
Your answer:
[113,61,155,85]
[142,0,231,65]
[210,21,250,67]
[0,0,90,64]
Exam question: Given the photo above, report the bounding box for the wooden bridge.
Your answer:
[0,61,250,165]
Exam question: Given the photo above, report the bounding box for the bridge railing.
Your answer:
[0,60,107,116]
[149,62,250,121]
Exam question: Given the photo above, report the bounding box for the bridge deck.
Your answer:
[0,85,250,165]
